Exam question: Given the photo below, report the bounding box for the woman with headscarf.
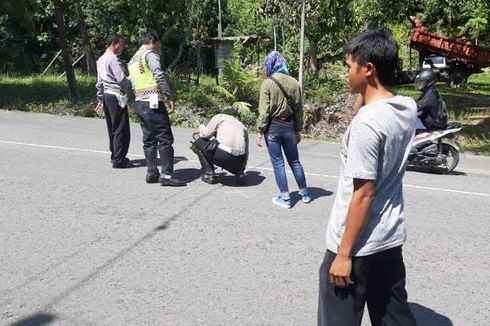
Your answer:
[256,51,311,208]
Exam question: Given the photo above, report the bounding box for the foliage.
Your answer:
[1,0,490,153]
[216,59,262,109]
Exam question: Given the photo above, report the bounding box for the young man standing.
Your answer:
[318,29,418,326]
[128,31,186,186]
[96,34,132,168]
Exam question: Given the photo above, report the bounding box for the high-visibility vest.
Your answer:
[128,49,161,99]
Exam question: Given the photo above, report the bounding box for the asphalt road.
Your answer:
[1,111,489,326]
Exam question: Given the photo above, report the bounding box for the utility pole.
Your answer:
[273,26,277,50]
[217,0,223,38]
[298,0,306,90]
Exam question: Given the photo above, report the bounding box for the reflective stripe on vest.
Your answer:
[128,49,161,98]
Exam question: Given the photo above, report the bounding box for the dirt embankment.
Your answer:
[303,90,356,138]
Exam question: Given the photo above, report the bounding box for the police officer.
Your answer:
[96,34,132,168]
[128,31,186,186]
[195,106,248,184]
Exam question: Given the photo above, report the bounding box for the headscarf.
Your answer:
[264,51,290,76]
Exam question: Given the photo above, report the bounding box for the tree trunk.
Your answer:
[74,0,96,76]
[307,37,319,78]
[53,0,79,103]
[168,44,184,70]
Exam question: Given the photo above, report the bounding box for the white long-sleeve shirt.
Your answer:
[96,49,131,100]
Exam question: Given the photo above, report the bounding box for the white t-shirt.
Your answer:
[325,95,417,257]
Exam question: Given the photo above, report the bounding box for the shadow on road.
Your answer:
[219,171,266,187]
[410,302,453,326]
[290,187,333,205]
[174,168,201,183]
[130,156,188,168]
[9,313,56,326]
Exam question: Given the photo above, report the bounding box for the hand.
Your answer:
[166,100,174,113]
[198,124,206,138]
[296,131,302,144]
[94,101,104,118]
[329,254,354,288]
[256,134,263,147]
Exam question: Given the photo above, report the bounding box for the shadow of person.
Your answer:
[10,313,56,326]
[218,170,266,187]
[131,156,188,168]
[128,158,146,168]
[290,187,333,204]
[174,168,201,183]
[409,302,453,326]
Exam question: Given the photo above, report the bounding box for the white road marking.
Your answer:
[1,140,489,198]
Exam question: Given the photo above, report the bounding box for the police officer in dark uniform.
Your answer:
[128,31,186,186]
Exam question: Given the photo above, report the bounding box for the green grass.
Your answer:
[1,70,489,154]
[396,71,490,155]
[0,73,98,117]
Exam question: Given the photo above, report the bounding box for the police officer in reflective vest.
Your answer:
[128,31,186,186]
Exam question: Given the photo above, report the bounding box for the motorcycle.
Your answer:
[408,122,463,173]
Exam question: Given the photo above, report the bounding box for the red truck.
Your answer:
[396,16,490,86]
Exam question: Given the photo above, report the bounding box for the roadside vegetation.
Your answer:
[1,69,488,154]
[1,0,489,153]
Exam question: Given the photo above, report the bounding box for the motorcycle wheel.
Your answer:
[439,143,459,174]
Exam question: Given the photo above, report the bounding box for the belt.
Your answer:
[104,90,122,96]
[276,115,293,121]
[218,143,246,156]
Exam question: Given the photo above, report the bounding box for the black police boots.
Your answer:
[158,145,187,187]
[197,150,218,184]
[143,146,160,183]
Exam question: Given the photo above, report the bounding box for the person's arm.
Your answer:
[329,179,375,287]
[95,61,104,102]
[328,119,380,288]
[256,80,272,147]
[146,52,173,100]
[416,90,435,115]
[200,115,221,139]
[109,56,131,88]
[96,79,104,102]
[95,61,104,115]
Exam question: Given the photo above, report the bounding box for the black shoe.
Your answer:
[146,170,160,183]
[201,172,218,184]
[112,158,134,169]
[159,176,187,187]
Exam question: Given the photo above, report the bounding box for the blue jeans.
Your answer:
[265,131,307,197]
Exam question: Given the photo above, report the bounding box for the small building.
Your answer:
[204,35,270,69]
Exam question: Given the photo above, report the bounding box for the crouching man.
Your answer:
[195,106,249,184]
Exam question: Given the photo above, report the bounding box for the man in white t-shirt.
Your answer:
[318,29,417,326]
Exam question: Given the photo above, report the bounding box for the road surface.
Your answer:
[1,111,489,326]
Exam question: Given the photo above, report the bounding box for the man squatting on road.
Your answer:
[195,106,249,184]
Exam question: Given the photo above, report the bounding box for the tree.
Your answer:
[74,0,96,75]
[53,0,79,102]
